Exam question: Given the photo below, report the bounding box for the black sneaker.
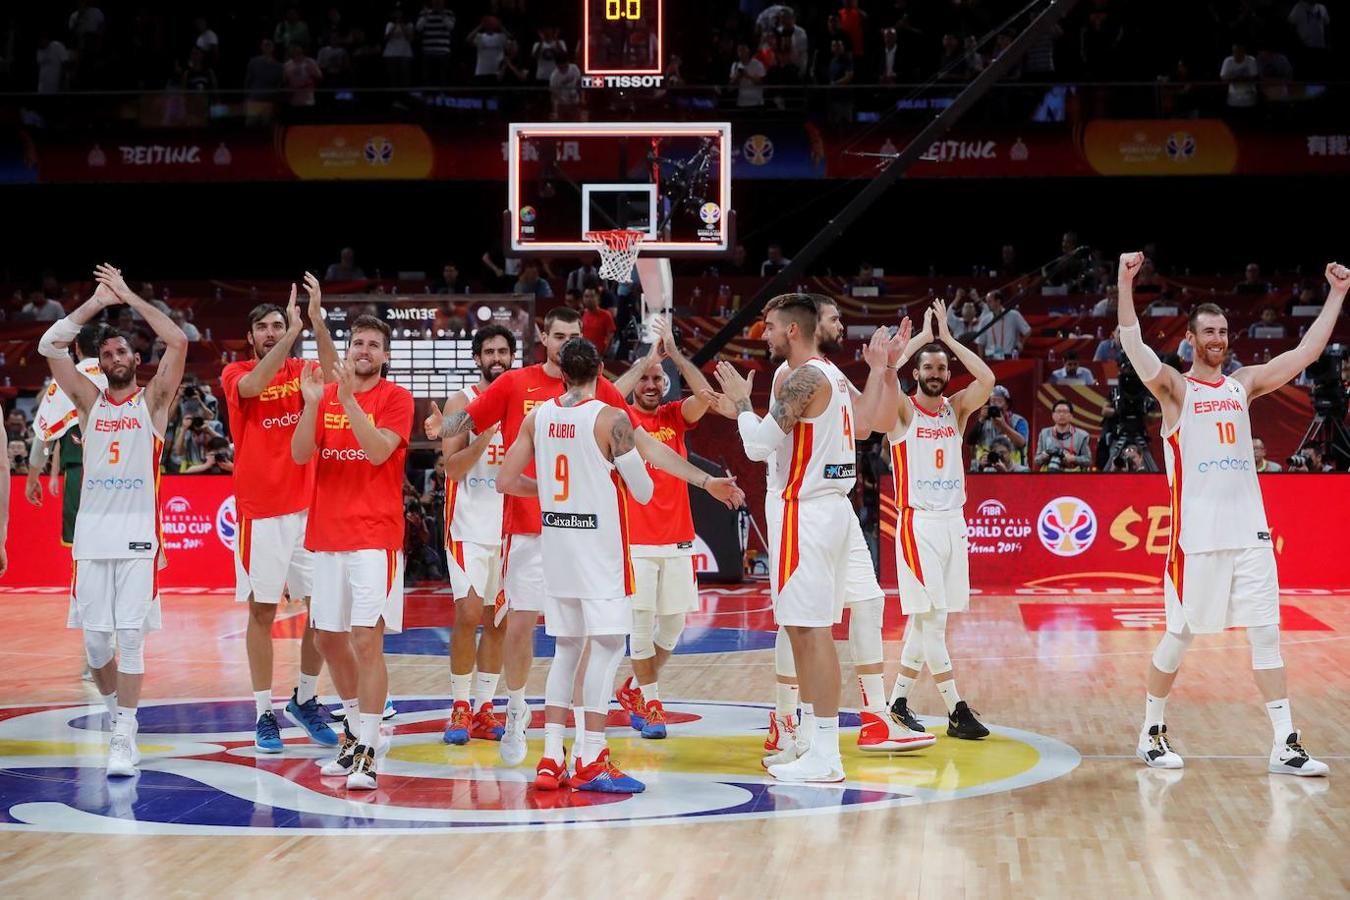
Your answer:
[319,722,359,776]
[890,697,925,733]
[347,744,378,790]
[947,701,989,740]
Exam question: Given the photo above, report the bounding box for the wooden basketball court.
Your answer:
[0,586,1344,897]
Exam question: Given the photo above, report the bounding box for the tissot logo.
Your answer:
[542,512,598,529]
[823,463,856,479]
[589,74,664,88]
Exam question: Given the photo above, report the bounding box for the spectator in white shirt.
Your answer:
[1092,286,1119,317]
[1220,43,1259,108]
[21,292,65,322]
[532,26,567,82]
[1050,351,1097,385]
[194,17,220,64]
[36,35,69,93]
[975,290,1029,359]
[760,243,791,276]
[878,27,900,83]
[469,16,509,84]
[730,44,766,108]
[778,9,809,74]
[549,51,582,118]
[383,11,415,86]
[283,44,322,106]
[170,309,201,342]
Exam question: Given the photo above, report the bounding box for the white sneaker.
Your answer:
[857,710,938,753]
[499,705,530,766]
[1137,724,1183,769]
[106,732,139,778]
[768,751,845,784]
[764,712,797,753]
[346,745,378,791]
[762,730,809,769]
[320,727,359,776]
[1269,730,1329,777]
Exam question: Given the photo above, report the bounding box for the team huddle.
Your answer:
[33,255,1346,790]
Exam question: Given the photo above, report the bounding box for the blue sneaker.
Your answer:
[639,700,667,740]
[285,690,338,747]
[442,701,471,745]
[573,749,645,794]
[254,711,283,754]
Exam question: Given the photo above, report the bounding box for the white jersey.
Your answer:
[888,396,965,512]
[1163,375,1271,554]
[34,359,106,442]
[766,358,857,502]
[73,388,163,562]
[534,398,633,598]
[445,384,505,546]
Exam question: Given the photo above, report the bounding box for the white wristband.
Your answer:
[38,317,83,359]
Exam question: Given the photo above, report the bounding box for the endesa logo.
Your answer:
[321,447,369,461]
[465,475,496,490]
[261,411,302,430]
[823,463,856,479]
[85,477,145,491]
[917,477,963,491]
[542,512,598,529]
[1196,457,1252,473]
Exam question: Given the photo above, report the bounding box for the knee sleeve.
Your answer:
[847,596,884,666]
[545,636,585,707]
[630,608,656,661]
[584,634,626,713]
[919,611,952,676]
[653,613,684,653]
[1247,624,1283,671]
[115,628,146,675]
[775,627,797,678]
[1151,627,1193,674]
[899,616,925,671]
[84,629,115,670]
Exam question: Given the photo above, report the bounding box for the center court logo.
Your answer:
[1037,496,1097,557]
[0,698,1078,835]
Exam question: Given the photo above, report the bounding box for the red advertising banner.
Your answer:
[6,475,237,588]
[881,474,1349,591]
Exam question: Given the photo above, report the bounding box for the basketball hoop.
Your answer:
[585,230,645,283]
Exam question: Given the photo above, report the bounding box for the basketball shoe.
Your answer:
[254,711,284,754]
[767,746,844,784]
[285,689,338,747]
[765,711,797,752]
[534,756,570,791]
[321,722,360,776]
[616,676,648,730]
[499,704,530,766]
[347,744,378,790]
[572,749,645,794]
[889,697,925,733]
[470,703,504,741]
[1136,724,1183,769]
[640,700,667,739]
[1269,731,1329,777]
[106,732,140,778]
[947,701,990,740]
[443,701,472,745]
[857,710,937,752]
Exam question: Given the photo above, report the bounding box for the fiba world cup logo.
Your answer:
[364,136,394,166]
[1165,132,1196,162]
[1037,496,1097,557]
[216,496,238,552]
[742,134,774,166]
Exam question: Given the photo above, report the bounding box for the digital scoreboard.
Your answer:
[582,0,663,88]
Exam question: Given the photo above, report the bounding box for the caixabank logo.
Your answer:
[0,698,1077,834]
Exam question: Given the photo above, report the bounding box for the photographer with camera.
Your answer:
[967,385,1028,471]
[977,435,1029,472]
[1286,445,1329,472]
[1034,400,1092,472]
[182,436,235,475]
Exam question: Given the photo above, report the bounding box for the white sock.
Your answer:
[814,715,840,759]
[889,673,916,705]
[114,706,137,738]
[775,682,800,719]
[508,688,527,712]
[581,730,606,766]
[639,681,659,704]
[572,704,586,734]
[543,722,565,761]
[474,671,500,708]
[101,691,118,719]
[450,672,472,705]
[800,704,816,747]
[936,680,961,714]
[358,712,381,749]
[254,690,272,719]
[340,697,360,729]
[859,674,886,712]
[1144,693,1167,731]
[296,672,319,705]
[1266,698,1293,744]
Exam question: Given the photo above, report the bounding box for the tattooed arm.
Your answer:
[734,363,826,462]
[603,409,654,504]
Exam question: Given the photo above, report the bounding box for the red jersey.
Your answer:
[581,308,616,352]
[466,364,632,535]
[628,400,698,547]
[221,357,315,519]
[304,379,414,552]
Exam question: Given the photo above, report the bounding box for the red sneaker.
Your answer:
[857,710,937,752]
[615,675,648,731]
[534,757,570,791]
[470,703,504,741]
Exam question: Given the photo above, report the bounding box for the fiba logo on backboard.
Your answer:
[1037,496,1097,557]
[699,202,721,225]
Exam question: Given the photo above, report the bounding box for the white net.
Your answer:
[585,230,645,283]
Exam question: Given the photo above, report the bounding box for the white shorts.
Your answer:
[767,493,854,628]
[68,558,163,633]
[447,538,502,605]
[1164,546,1279,634]
[895,508,970,615]
[234,510,314,605]
[767,497,882,614]
[502,533,544,614]
[631,553,699,616]
[544,595,632,638]
[310,549,405,634]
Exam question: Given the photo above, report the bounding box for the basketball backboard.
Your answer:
[506,122,733,257]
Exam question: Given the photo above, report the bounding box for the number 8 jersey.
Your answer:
[1163,375,1270,553]
[888,396,965,512]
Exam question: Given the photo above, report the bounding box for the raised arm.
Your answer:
[95,264,188,426]
[658,316,716,424]
[290,363,324,464]
[852,320,910,437]
[613,329,664,399]
[725,361,825,462]
[496,410,537,498]
[1237,262,1349,401]
[303,272,340,382]
[934,298,996,424]
[235,283,303,398]
[37,283,116,415]
[429,390,475,476]
[1116,251,1184,412]
[890,307,935,434]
